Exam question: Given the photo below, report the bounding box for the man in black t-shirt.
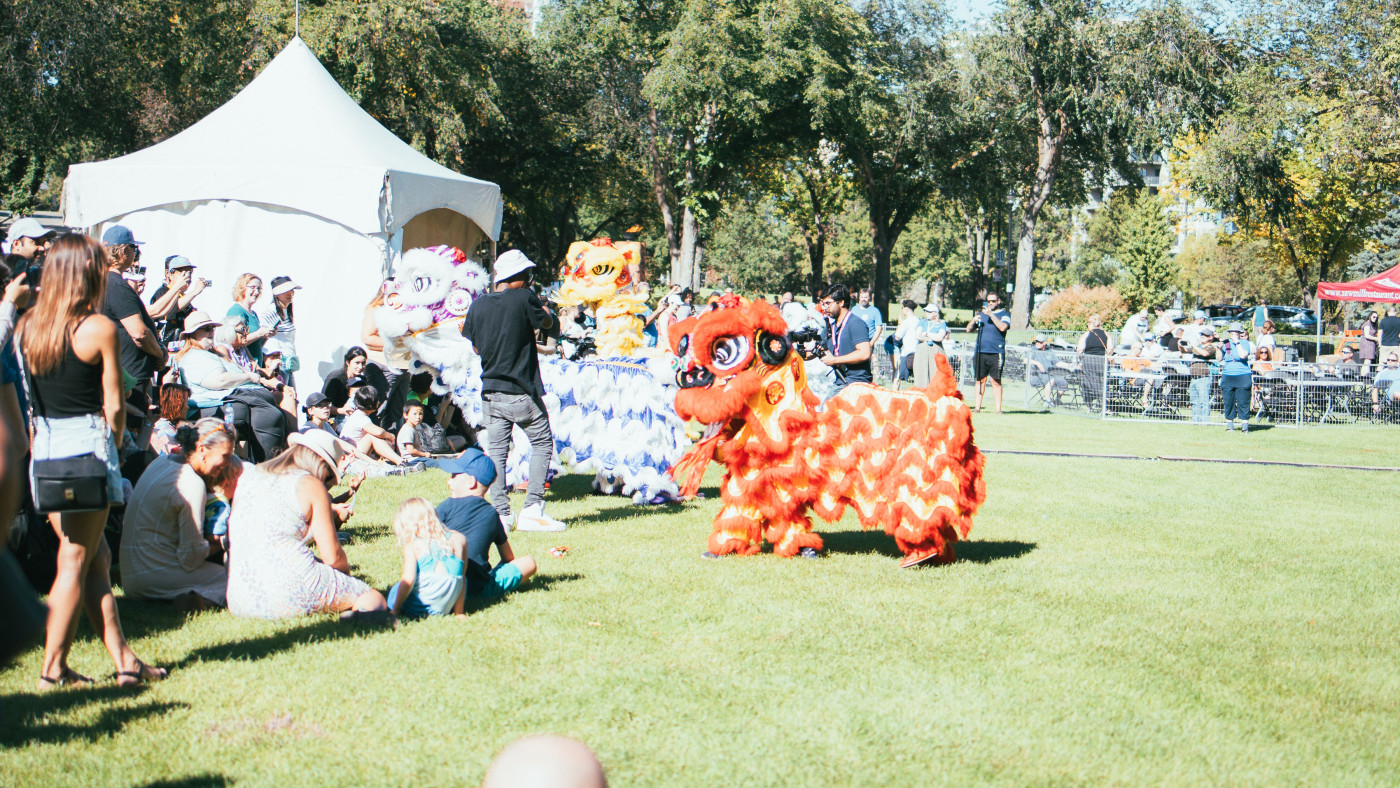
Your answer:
[101,225,165,427]
[461,250,565,533]
[434,449,536,598]
[1379,306,1400,359]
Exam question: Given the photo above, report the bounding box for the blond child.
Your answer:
[387,498,468,618]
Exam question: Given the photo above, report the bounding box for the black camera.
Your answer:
[788,327,826,361]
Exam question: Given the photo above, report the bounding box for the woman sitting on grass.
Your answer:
[225,430,385,619]
[387,498,467,618]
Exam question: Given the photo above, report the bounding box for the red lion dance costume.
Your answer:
[668,297,986,567]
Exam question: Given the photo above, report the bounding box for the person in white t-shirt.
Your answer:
[396,400,466,463]
[779,291,809,330]
[340,386,403,465]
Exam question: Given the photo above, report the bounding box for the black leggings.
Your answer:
[223,388,293,462]
[1221,373,1252,421]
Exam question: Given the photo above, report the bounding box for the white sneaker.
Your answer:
[499,514,513,533]
[513,503,567,532]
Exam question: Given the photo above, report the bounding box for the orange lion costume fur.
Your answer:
[667,296,986,567]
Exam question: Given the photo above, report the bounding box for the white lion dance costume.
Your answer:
[374,244,689,503]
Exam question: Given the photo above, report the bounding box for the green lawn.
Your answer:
[3,411,1399,786]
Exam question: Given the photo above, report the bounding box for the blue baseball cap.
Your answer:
[101,225,144,246]
[434,448,496,488]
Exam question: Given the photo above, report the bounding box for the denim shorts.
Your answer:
[30,413,125,507]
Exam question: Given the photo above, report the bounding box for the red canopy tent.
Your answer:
[1317,264,1400,304]
[1314,264,1400,354]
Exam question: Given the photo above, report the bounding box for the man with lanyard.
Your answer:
[817,284,873,393]
[965,292,1010,414]
[461,250,566,533]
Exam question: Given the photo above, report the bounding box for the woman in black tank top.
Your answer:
[18,233,166,690]
[29,321,104,418]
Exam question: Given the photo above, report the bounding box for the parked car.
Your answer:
[1266,305,1318,331]
[1204,304,1247,326]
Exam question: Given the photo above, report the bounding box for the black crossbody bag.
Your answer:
[15,341,110,514]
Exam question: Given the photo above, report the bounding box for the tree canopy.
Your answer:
[1,0,1391,320]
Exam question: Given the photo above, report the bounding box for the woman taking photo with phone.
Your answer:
[18,233,165,689]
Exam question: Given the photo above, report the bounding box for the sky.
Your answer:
[948,0,1002,25]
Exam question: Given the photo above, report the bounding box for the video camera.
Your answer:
[788,326,827,361]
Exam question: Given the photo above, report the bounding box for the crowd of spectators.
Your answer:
[8,212,1400,691]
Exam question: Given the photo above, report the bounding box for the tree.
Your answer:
[1176,234,1294,307]
[1113,191,1177,311]
[810,0,959,320]
[1349,206,1400,281]
[706,195,807,295]
[971,0,1227,328]
[1177,0,1400,308]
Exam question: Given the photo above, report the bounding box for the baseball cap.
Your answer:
[923,303,940,314]
[1193,310,1207,319]
[101,225,143,246]
[434,448,496,488]
[123,267,147,282]
[303,392,331,412]
[6,217,54,243]
[270,275,302,296]
[493,250,535,282]
[1200,326,1216,336]
[1033,333,1047,343]
[165,254,195,271]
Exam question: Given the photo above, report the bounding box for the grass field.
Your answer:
[3,409,1399,786]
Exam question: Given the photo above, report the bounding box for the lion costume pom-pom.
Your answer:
[667,298,986,567]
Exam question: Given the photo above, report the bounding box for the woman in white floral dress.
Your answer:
[226,432,385,618]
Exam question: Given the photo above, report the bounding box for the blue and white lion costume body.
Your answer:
[375,246,688,503]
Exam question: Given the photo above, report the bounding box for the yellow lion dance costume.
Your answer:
[667,296,986,567]
[553,238,649,357]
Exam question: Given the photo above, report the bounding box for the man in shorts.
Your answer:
[966,292,1010,413]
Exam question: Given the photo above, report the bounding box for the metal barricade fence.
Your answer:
[874,334,1396,428]
[1010,351,1391,427]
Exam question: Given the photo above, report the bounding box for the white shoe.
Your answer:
[499,514,513,534]
[514,503,567,532]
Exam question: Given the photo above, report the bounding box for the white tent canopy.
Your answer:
[61,36,502,398]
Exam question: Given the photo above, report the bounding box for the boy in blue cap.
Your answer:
[434,449,537,598]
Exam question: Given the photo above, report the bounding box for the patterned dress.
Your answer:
[226,467,370,618]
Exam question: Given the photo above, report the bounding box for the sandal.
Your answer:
[38,668,95,691]
[114,660,168,687]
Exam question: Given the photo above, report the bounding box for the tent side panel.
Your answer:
[99,200,389,409]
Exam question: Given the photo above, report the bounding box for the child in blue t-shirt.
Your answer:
[434,449,537,598]
[387,498,467,618]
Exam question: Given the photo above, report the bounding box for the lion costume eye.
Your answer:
[591,264,612,277]
[677,335,690,357]
[710,336,751,371]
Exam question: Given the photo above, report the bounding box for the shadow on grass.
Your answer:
[168,617,376,670]
[956,539,1037,563]
[134,776,233,788]
[0,683,189,746]
[462,571,584,613]
[821,530,1037,565]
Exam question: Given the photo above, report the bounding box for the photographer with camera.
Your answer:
[1183,326,1219,423]
[817,284,873,393]
[966,292,1011,414]
[149,256,208,348]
